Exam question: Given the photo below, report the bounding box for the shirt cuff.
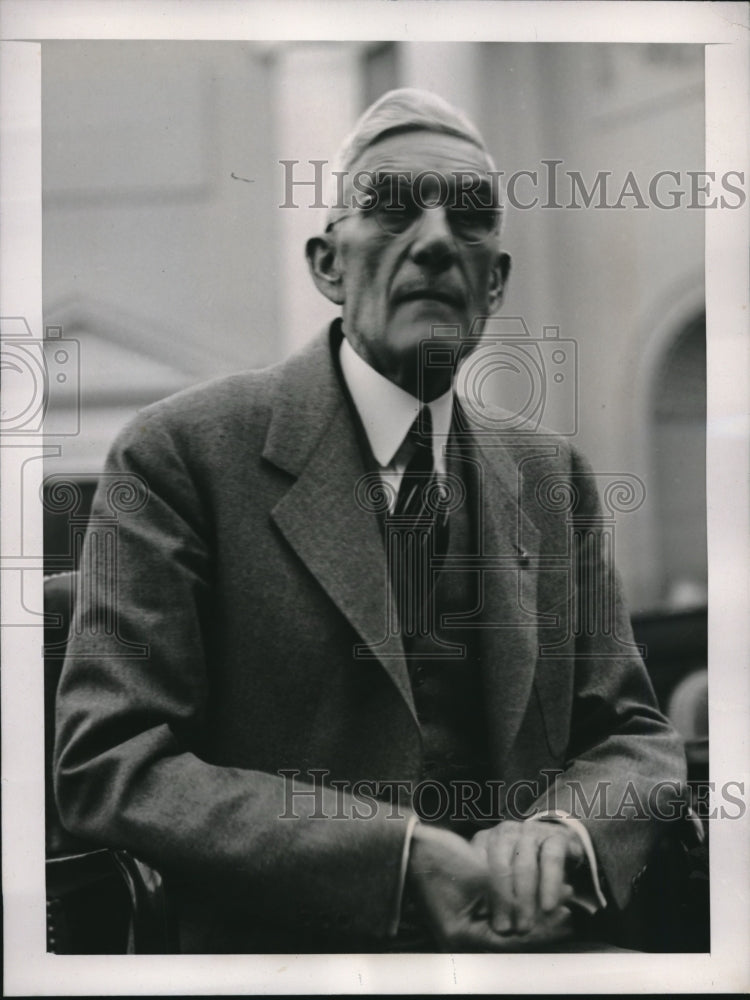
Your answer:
[530,811,608,913]
[388,814,420,937]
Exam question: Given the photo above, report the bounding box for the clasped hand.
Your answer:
[406,819,585,951]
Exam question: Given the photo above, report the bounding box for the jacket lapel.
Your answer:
[466,428,544,769]
[263,329,416,724]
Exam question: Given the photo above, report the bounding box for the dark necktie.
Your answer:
[389,408,450,646]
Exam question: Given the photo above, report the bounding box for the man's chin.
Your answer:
[389,306,468,350]
[384,324,462,398]
[393,298,465,326]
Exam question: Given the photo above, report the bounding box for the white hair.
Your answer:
[334,87,493,173]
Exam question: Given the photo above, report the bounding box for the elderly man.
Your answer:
[54,89,686,953]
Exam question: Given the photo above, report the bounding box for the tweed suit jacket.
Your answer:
[54,323,686,952]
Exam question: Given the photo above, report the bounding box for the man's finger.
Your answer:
[486,825,521,934]
[511,831,539,934]
[470,827,491,854]
[538,832,568,913]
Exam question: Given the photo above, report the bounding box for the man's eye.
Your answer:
[450,207,497,237]
[451,207,485,227]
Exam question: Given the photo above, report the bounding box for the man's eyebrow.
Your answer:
[372,170,412,187]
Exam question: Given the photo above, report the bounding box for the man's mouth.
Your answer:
[393,288,464,309]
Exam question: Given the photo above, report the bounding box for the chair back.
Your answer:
[44,571,90,856]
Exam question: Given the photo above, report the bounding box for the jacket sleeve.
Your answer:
[528,443,688,910]
[53,410,412,941]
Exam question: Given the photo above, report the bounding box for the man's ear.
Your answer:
[488,251,511,311]
[305,235,345,306]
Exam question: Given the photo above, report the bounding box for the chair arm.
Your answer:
[46,847,176,953]
[112,849,178,953]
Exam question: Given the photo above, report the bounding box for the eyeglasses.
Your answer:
[325,177,500,246]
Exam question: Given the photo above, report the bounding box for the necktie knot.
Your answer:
[395,408,435,517]
[402,407,433,462]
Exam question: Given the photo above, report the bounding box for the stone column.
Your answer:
[273,43,365,355]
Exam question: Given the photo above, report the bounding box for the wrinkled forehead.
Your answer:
[347,129,496,185]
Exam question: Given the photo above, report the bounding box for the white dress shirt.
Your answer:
[339,335,453,507]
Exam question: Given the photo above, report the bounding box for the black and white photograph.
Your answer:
[1,1,748,994]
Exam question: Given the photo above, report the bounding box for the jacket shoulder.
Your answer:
[110,362,285,463]
[144,363,282,430]
[457,396,580,470]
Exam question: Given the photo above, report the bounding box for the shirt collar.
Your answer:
[339,335,453,471]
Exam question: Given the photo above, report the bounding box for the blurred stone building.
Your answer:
[42,40,706,617]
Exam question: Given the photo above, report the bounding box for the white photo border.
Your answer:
[1,1,748,994]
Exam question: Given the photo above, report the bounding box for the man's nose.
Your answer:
[409,206,457,270]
